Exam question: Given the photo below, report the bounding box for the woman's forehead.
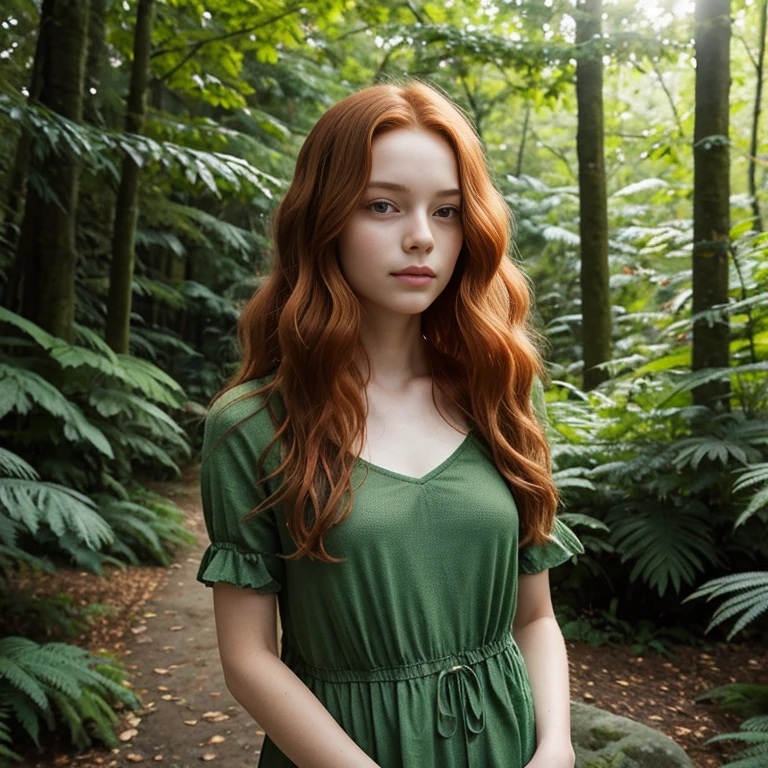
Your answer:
[369,129,460,191]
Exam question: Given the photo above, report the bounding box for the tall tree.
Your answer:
[575,0,611,391]
[105,0,155,354]
[83,0,108,127]
[692,0,731,407]
[14,0,91,342]
[3,7,47,304]
[747,0,766,232]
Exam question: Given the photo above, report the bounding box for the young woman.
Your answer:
[196,79,584,768]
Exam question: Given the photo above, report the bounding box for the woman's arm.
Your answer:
[212,583,380,768]
[512,570,576,767]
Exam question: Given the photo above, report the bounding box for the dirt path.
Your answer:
[98,531,266,767]
[17,464,268,768]
[11,464,766,768]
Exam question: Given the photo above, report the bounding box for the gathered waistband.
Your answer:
[282,633,517,684]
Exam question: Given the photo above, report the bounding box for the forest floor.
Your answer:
[7,463,767,768]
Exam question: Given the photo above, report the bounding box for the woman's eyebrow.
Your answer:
[367,181,461,197]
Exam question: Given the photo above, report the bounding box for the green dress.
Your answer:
[196,374,584,768]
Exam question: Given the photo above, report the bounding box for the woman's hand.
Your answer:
[523,740,576,768]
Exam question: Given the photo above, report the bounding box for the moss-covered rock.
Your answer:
[572,701,694,768]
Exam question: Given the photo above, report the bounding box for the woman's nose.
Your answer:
[403,210,435,252]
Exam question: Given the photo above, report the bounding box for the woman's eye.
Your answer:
[366,201,461,218]
[367,200,395,215]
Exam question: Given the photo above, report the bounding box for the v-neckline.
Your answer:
[356,427,475,485]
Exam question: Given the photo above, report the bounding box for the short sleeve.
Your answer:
[518,517,584,575]
[196,384,285,593]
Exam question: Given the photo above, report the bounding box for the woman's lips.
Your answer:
[392,274,435,286]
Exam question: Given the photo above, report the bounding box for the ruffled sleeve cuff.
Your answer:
[519,517,585,574]
[196,542,283,593]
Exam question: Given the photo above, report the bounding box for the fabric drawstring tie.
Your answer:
[436,663,486,739]
[285,633,514,768]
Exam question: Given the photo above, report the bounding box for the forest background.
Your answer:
[0,0,766,765]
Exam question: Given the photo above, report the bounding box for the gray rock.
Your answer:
[571,701,694,768]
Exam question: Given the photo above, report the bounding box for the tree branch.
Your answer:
[151,3,305,85]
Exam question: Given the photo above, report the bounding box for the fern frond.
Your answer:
[164,200,256,254]
[133,276,187,309]
[0,448,38,480]
[97,492,193,565]
[72,325,119,365]
[732,463,768,528]
[742,716,768,732]
[672,436,754,469]
[89,387,189,452]
[115,354,186,406]
[685,572,768,639]
[657,362,768,406]
[559,512,611,532]
[183,280,240,319]
[0,478,114,549]
[0,305,61,351]
[0,657,49,709]
[130,327,199,357]
[734,463,768,494]
[0,364,114,457]
[99,428,181,474]
[608,501,720,596]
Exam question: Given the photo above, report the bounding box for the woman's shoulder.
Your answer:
[204,371,280,445]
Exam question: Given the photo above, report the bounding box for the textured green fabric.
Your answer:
[196,374,584,768]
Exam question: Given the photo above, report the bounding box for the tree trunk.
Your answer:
[576,0,611,391]
[3,10,48,309]
[748,0,766,232]
[692,0,731,407]
[15,0,90,342]
[515,102,531,178]
[83,0,108,127]
[105,0,155,354]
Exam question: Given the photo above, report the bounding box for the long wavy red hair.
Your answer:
[207,78,559,563]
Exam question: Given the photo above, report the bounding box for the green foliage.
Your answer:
[733,464,768,528]
[0,637,141,760]
[685,572,768,641]
[557,599,699,656]
[0,95,286,200]
[97,489,195,567]
[543,366,768,614]
[0,308,192,574]
[698,688,768,768]
[0,591,117,642]
[698,684,768,720]
[1,0,767,761]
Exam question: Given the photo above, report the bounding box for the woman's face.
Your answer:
[337,127,464,320]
